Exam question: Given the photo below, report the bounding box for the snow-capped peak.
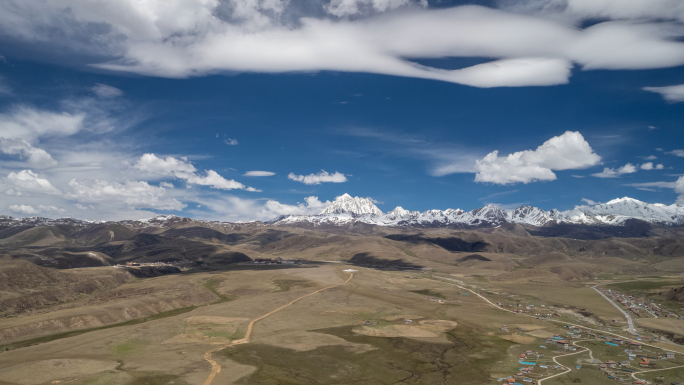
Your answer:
[275,196,684,228]
[605,197,645,205]
[388,206,411,217]
[320,193,383,216]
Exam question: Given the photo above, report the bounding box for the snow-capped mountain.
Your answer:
[273,195,684,228]
[319,193,383,215]
[3,196,684,230]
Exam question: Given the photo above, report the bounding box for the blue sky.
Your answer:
[0,0,683,221]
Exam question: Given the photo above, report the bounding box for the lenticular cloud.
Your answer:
[2,1,684,88]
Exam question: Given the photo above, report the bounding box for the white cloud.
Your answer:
[0,106,85,142]
[667,150,684,157]
[592,163,637,178]
[581,198,598,205]
[91,83,124,98]
[224,138,238,145]
[625,181,676,189]
[187,169,251,190]
[0,138,57,167]
[474,131,601,185]
[263,196,330,216]
[3,2,684,88]
[562,0,684,24]
[326,0,413,17]
[67,179,185,210]
[6,169,61,194]
[288,170,348,185]
[244,170,275,176]
[186,194,331,222]
[8,204,66,215]
[639,162,663,170]
[134,153,256,191]
[644,84,684,102]
[643,155,657,160]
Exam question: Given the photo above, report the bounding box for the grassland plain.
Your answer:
[5,223,684,384]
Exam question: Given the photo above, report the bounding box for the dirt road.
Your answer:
[201,271,354,385]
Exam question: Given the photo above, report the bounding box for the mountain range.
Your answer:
[2,193,684,229]
[274,194,684,228]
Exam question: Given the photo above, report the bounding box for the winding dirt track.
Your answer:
[201,271,354,385]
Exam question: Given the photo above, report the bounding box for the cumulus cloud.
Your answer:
[288,170,348,185]
[643,155,657,160]
[244,170,276,176]
[8,204,66,215]
[91,83,124,98]
[644,84,684,102]
[134,153,257,191]
[592,163,637,178]
[224,138,238,145]
[67,179,185,210]
[0,138,57,167]
[639,162,664,171]
[668,150,684,157]
[3,2,684,88]
[6,169,61,194]
[474,131,601,185]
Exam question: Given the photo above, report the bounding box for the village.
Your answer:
[251,257,304,265]
[114,259,193,269]
[598,288,684,320]
[494,322,684,385]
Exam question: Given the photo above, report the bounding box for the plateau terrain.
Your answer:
[3,195,684,385]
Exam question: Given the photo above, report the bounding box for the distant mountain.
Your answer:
[274,195,684,228]
[2,196,684,230]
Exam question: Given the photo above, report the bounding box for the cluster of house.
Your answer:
[600,288,682,319]
[253,257,303,265]
[38,256,59,265]
[496,301,556,318]
[494,350,562,384]
[425,297,446,304]
[114,260,190,268]
[596,337,678,383]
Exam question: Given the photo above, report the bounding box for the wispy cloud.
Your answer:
[644,84,684,103]
[592,163,637,178]
[288,170,348,185]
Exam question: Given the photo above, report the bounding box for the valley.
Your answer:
[3,196,684,384]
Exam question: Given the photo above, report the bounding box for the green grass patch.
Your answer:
[109,339,144,356]
[203,277,235,303]
[606,280,684,292]
[410,289,446,299]
[272,278,315,292]
[224,323,513,385]
[0,305,197,352]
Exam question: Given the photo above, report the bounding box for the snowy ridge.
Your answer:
[274,195,684,228]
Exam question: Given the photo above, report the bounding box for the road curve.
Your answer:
[201,271,354,385]
[537,341,589,385]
